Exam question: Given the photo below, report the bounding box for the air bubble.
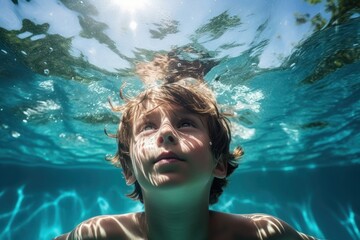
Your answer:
[44,69,50,75]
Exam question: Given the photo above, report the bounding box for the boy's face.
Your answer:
[127,101,225,193]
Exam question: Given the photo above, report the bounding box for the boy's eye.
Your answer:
[143,124,155,131]
[178,120,196,128]
[140,122,156,132]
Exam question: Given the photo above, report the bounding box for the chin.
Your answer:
[151,174,189,188]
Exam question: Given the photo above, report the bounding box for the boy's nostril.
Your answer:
[158,134,175,144]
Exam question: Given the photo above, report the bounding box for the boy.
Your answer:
[55,79,318,239]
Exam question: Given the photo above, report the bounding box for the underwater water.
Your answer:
[0,0,359,239]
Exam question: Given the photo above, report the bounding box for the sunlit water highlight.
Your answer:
[0,0,359,239]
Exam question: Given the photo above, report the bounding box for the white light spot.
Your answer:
[39,80,54,91]
[17,31,32,39]
[31,34,46,41]
[88,47,96,55]
[267,224,276,234]
[11,131,20,138]
[129,20,138,31]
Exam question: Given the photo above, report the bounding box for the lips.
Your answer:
[154,151,183,163]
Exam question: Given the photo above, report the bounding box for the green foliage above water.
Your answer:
[193,11,242,41]
[0,19,115,82]
[293,0,360,84]
[59,0,98,16]
[302,46,360,84]
[149,19,180,40]
[295,0,360,31]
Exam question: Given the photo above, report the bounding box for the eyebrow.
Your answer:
[133,108,159,131]
[135,107,202,124]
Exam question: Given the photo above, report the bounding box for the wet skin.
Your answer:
[54,103,318,240]
[127,103,224,198]
[54,211,318,240]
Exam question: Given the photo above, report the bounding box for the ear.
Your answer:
[213,156,227,179]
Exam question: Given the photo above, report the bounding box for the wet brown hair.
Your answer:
[135,46,218,84]
[108,79,243,204]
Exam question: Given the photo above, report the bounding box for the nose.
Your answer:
[157,122,177,145]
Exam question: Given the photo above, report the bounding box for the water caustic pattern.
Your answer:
[3,167,359,239]
[54,213,319,239]
[0,0,359,239]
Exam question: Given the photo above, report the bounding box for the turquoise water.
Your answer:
[1,0,359,239]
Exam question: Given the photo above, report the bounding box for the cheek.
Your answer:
[184,135,215,165]
[130,135,157,163]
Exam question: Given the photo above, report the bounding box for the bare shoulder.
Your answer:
[209,211,318,240]
[54,212,146,240]
[245,213,319,240]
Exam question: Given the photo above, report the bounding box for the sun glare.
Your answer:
[129,20,138,31]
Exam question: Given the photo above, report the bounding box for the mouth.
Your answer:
[154,151,184,163]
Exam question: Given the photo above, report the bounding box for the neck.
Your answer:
[142,189,211,240]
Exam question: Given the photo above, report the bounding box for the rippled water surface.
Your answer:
[0,0,359,239]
